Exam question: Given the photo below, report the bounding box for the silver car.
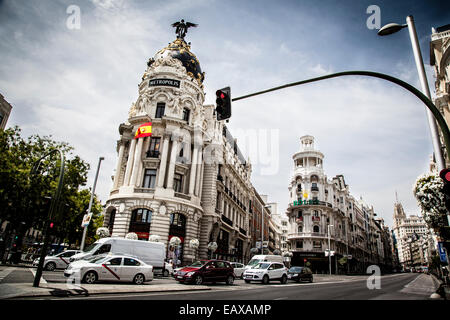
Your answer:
[33,250,81,271]
[64,254,153,284]
[229,262,245,278]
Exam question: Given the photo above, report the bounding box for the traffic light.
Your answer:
[439,168,450,213]
[215,87,231,121]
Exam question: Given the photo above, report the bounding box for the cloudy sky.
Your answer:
[1,0,449,228]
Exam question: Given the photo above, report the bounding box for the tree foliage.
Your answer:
[0,126,102,249]
[413,172,449,240]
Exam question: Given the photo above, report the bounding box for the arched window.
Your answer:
[129,208,152,240]
[313,225,320,233]
[108,209,116,235]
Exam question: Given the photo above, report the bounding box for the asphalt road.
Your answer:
[21,272,433,300]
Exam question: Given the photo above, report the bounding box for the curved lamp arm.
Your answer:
[232,71,450,163]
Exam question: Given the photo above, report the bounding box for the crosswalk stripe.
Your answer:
[0,267,17,282]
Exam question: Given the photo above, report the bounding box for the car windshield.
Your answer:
[289,267,303,272]
[188,260,207,267]
[247,259,261,267]
[83,243,100,253]
[253,263,270,270]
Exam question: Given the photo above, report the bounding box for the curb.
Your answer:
[1,284,212,300]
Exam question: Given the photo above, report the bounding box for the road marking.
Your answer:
[0,267,17,282]
[274,297,288,300]
[29,268,47,284]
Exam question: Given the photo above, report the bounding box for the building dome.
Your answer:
[153,38,205,85]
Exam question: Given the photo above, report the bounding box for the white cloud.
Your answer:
[0,0,439,229]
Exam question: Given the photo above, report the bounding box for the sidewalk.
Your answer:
[0,282,212,299]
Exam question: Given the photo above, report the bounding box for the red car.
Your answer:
[175,259,235,285]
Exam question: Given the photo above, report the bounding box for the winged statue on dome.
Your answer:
[172,19,198,39]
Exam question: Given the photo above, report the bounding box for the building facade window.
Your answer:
[129,208,152,240]
[108,209,116,235]
[296,241,303,249]
[313,225,320,233]
[182,108,190,122]
[174,173,183,193]
[142,169,157,188]
[155,103,165,118]
[147,137,161,158]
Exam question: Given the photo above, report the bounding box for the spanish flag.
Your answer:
[134,122,152,139]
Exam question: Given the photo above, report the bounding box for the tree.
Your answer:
[413,172,449,239]
[0,126,96,259]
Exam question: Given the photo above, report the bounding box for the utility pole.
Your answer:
[328,224,333,275]
[80,157,104,251]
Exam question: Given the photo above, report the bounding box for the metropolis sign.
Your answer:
[149,78,180,88]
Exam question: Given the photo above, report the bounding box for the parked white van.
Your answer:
[69,238,166,275]
[244,255,284,270]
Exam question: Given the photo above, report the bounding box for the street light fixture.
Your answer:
[378,15,445,171]
[263,204,271,254]
[328,224,334,275]
[80,156,104,251]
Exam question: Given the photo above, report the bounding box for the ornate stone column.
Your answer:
[130,137,144,187]
[188,145,199,195]
[123,138,137,186]
[166,137,181,190]
[157,134,171,188]
[113,141,125,189]
[194,147,203,197]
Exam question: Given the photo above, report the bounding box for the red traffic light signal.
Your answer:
[440,168,450,182]
[49,222,54,229]
[215,87,231,121]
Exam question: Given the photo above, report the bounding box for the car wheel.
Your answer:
[133,273,145,285]
[83,271,97,284]
[245,280,251,283]
[163,270,169,277]
[310,277,313,283]
[194,275,203,285]
[226,275,234,285]
[45,262,56,271]
[262,275,269,284]
[281,274,287,284]
[296,277,300,283]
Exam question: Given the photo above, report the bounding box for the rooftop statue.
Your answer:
[171,19,198,39]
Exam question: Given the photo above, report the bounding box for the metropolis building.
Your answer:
[102,30,259,265]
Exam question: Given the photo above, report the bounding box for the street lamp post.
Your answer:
[378,15,446,171]
[32,149,65,287]
[80,156,104,251]
[263,205,271,254]
[328,224,334,275]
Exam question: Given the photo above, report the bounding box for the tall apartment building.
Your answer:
[392,201,431,270]
[286,135,393,273]
[430,24,450,163]
[0,94,12,129]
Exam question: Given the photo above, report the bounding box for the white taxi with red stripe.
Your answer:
[64,254,153,284]
[33,250,81,271]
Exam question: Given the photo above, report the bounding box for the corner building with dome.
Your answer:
[103,32,262,265]
[286,136,395,274]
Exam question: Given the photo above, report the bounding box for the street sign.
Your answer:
[438,242,448,263]
[325,250,335,257]
[256,241,261,249]
[347,255,352,260]
[81,212,93,227]
[263,241,269,248]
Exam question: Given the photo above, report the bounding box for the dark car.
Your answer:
[287,266,313,283]
[175,259,235,285]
